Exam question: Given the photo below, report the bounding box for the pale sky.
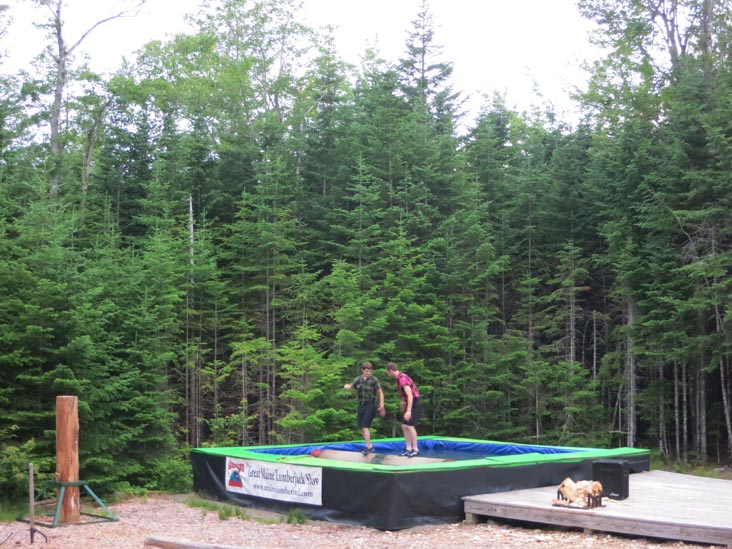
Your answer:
[3,0,600,122]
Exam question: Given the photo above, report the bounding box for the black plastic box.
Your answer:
[592,459,629,500]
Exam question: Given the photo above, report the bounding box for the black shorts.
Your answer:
[357,401,376,428]
[402,398,422,427]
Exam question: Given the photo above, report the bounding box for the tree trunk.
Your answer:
[682,362,688,467]
[674,362,680,460]
[48,0,66,198]
[43,0,147,197]
[187,197,202,448]
[713,302,732,460]
[625,295,637,447]
[658,362,667,457]
[697,366,706,465]
[568,250,576,364]
[592,312,598,380]
[720,360,732,459]
[80,99,109,205]
[241,353,250,447]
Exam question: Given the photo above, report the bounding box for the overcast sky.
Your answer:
[3,0,601,121]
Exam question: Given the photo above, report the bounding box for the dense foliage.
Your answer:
[2,0,732,500]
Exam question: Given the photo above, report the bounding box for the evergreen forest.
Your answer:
[2,0,732,500]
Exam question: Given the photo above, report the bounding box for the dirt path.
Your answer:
[0,494,721,549]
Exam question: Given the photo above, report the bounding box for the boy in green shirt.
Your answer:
[344,361,385,454]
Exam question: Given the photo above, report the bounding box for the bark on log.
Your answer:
[56,396,80,523]
[144,536,252,549]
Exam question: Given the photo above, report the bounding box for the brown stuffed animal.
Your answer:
[554,477,603,508]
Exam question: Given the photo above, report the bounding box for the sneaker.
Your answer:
[361,446,375,455]
[399,450,411,457]
[407,450,420,458]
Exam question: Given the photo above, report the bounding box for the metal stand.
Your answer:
[19,479,118,528]
[50,480,118,527]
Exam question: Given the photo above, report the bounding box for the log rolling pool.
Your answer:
[192,436,650,530]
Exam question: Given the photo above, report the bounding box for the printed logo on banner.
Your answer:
[225,457,323,506]
[228,469,243,488]
[227,458,245,488]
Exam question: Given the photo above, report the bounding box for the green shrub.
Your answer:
[0,441,32,498]
[144,448,193,493]
[0,439,56,521]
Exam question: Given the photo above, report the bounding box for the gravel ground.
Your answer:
[0,494,723,549]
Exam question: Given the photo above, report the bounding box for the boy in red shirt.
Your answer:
[385,362,421,457]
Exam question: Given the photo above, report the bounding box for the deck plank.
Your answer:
[462,470,732,547]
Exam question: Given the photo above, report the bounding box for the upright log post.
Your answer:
[56,395,80,524]
[29,462,35,542]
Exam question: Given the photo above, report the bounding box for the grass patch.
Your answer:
[285,508,307,525]
[0,500,26,522]
[254,517,281,525]
[684,464,731,480]
[649,451,732,480]
[185,496,249,521]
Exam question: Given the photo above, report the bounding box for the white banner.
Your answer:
[225,457,323,506]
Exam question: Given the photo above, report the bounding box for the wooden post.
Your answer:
[28,462,35,543]
[56,395,80,524]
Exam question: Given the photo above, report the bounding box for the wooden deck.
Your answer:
[463,470,732,547]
